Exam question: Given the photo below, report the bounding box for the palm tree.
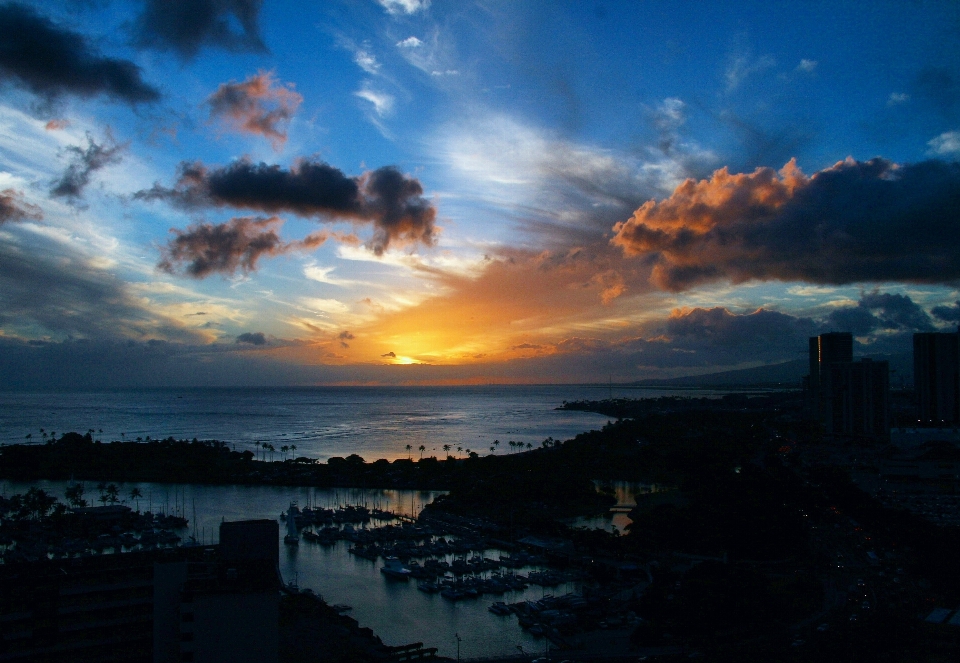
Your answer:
[281,445,289,460]
[106,484,120,504]
[255,441,261,460]
[526,442,533,450]
[442,444,451,457]
[130,488,143,512]
[456,446,462,458]
[418,444,426,460]
[493,440,500,451]
[65,483,86,507]
[508,441,516,452]
[290,444,297,459]
[405,444,413,459]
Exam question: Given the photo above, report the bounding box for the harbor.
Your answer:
[0,479,640,659]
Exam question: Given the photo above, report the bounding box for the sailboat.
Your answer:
[284,503,299,545]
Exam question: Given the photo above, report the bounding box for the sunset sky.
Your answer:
[1,0,959,387]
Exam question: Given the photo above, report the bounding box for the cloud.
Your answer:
[158,215,328,278]
[928,130,960,158]
[0,189,41,224]
[825,291,935,335]
[353,48,381,75]
[796,59,817,73]
[612,157,960,290]
[932,301,960,323]
[136,159,437,255]
[44,119,69,130]
[0,3,159,105]
[338,330,354,348]
[381,351,396,357]
[206,71,302,150]
[397,36,422,48]
[133,0,266,60]
[725,51,776,93]
[50,131,125,201]
[663,306,815,356]
[236,331,266,345]
[378,0,429,16]
[0,240,202,343]
[355,83,394,118]
[888,92,910,106]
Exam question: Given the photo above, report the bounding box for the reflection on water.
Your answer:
[1,479,577,659]
[570,481,674,534]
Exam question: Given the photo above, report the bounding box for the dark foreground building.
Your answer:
[808,332,890,440]
[0,520,280,663]
[914,331,960,426]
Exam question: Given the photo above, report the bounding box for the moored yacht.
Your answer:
[380,556,411,580]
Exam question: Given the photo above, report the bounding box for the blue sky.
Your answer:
[0,0,958,387]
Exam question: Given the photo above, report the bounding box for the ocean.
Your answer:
[0,384,699,460]
[0,385,696,657]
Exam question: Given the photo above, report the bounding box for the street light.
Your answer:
[455,633,461,663]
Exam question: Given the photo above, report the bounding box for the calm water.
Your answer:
[0,387,692,656]
[0,479,578,659]
[0,385,697,461]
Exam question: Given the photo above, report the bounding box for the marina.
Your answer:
[0,479,637,659]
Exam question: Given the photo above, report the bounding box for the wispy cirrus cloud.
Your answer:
[355,83,394,118]
[378,0,430,17]
[724,50,776,93]
[206,71,302,150]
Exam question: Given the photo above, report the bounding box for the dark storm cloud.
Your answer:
[236,332,266,345]
[824,306,880,337]
[613,158,960,291]
[664,306,816,354]
[858,292,935,331]
[0,241,202,342]
[137,159,437,255]
[825,291,936,336]
[0,189,41,224]
[381,351,396,358]
[932,301,960,323]
[50,132,125,201]
[158,215,328,278]
[0,3,159,104]
[338,331,354,348]
[133,0,266,60]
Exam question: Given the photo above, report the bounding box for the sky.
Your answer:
[0,0,959,388]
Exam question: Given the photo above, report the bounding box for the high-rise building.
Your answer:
[808,332,854,420]
[824,358,890,439]
[808,332,890,440]
[914,331,960,425]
